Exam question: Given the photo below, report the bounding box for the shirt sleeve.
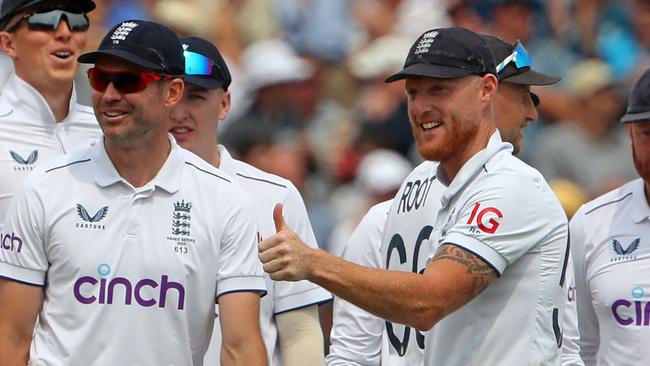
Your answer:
[570,208,600,366]
[561,253,585,366]
[273,183,332,313]
[439,175,567,276]
[215,186,266,299]
[0,176,47,286]
[327,203,387,366]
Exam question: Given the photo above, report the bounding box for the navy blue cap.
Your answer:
[181,36,232,91]
[78,20,184,76]
[385,27,496,83]
[622,68,650,123]
[0,0,95,29]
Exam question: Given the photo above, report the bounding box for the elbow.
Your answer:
[410,306,444,332]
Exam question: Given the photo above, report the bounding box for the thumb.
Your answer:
[273,203,289,233]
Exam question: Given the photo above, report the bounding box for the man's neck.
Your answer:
[104,136,171,188]
[41,84,73,122]
[440,126,495,183]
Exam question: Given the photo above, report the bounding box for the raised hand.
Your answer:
[258,203,316,281]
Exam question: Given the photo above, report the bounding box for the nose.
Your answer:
[170,104,189,123]
[525,94,539,122]
[101,82,123,103]
[409,93,433,119]
[54,18,72,40]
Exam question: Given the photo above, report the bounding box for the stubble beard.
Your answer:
[414,111,480,162]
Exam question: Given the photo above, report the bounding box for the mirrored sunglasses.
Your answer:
[495,42,532,74]
[184,50,221,76]
[5,9,89,32]
[87,68,172,94]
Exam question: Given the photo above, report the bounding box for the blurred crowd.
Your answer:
[1,0,645,253]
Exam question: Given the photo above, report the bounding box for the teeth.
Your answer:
[422,122,441,130]
[171,127,191,133]
[54,52,71,58]
[105,111,124,117]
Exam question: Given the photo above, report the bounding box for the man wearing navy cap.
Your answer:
[0,20,267,365]
[569,68,650,366]
[258,27,569,365]
[0,0,101,231]
[170,36,331,366]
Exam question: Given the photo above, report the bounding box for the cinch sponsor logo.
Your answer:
[73,263,186,310]
[612,287,649,326]
[0,232,23,253]
[10,150,38,171]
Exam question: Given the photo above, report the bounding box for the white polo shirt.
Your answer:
[570,178,650,366]
[0,138,266,366]
[327,200,390,366]
[424,131,569,366]
[203,146,332,366]
[0,72,101,229]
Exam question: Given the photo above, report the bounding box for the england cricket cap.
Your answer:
[181,36,232,91]
[481,35,559,86]
[385,27,496,83]
[0,0,95,29]
[78,19,184,76]
[621,68,650,123]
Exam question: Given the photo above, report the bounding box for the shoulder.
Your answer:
[181,149,235,184]
[41,148,94,175]
[230,159,290,191]
[576,179,639,218]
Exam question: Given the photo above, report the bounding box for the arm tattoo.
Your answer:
[431,244,496,296]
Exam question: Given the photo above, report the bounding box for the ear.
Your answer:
[162,78,185,108]
[479,73,498,102]
[218,90,232,121]
[0,31,17,58]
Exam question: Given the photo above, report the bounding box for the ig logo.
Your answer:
[466,202,503,234]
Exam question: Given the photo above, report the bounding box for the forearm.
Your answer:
[221,335,267,366]
[0,280,42,366]
[0,329,30,366]
[305,249,443,331]
[276,305,324,366]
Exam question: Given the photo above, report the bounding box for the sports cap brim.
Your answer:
[385,63,477,83]
[78,49,166,72]
[621,111,650,123]
[502,69,560,86]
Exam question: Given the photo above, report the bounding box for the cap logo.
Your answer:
[111,22,139,45]
[414,31,439,55]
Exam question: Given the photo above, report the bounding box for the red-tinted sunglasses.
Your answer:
[87,68,173,94]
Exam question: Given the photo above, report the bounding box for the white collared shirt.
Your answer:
[0,139,266,366]
[570,178,650,366]
[425,131,569,366]
[203,146,331,366]
[327,200,390,366]
[0,72,101,229]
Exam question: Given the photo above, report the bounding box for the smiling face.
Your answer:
[405,74,493,163]
[493,82,538,154]
[0,7,87,91]
[169,83,231,165]
[91,55,183,150]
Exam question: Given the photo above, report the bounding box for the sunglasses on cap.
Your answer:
[87,68,174,94]
[5,9,89,32]
[184,50,221,76]
[495,42,532,74]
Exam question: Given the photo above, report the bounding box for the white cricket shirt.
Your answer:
[0,138,266,366]
[570,178,650,366]
[0,72,101,229]
[203,146,332,366]
[424,131,569,366]
[326,200,390,366]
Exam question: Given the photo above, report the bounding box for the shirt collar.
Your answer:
[629,178,650,224]
[93,134,184,193]
[217,145,236,174]
[2,71,84,125]
[437,130,513,207]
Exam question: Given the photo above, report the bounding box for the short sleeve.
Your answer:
[327,202,388,366]
[215,187,266,299]
[273,183,331,313]
[0,179,47,286]
[569,207,600,365]
[441,176,567,276]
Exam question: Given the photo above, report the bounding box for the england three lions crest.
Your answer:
[172,200,192,236]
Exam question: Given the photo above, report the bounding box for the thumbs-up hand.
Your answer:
[259,203,316,281]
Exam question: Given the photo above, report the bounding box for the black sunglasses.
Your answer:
[5,9,89,32]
